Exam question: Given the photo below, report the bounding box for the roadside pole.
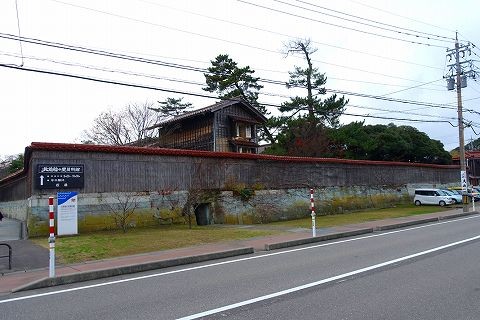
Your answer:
[48,196,56,278]
[310,189,316,237]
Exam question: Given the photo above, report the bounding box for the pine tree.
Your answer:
[150,97,193,117]
[203,54,266,114]
[281,39,347,128]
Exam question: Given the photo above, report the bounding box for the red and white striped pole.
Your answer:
[310,189,316,237]
[48,196,56,278]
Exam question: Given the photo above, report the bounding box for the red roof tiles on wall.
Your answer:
[28,142,458,169]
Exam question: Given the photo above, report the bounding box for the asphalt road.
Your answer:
[2,215,480,320]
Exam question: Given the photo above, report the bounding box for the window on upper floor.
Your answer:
[235,122,253,139]
[238,147,254,153]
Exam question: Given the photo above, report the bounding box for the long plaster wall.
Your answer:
[6,183,448,237]
[0,147,459,237]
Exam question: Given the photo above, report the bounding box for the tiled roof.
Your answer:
[0,142,459,183]
[146,97,267,129]
[452,151,480,160]
[0,142,459,185]
[25,142,458,168]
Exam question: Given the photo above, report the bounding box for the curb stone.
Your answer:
[9,210,480,293]
[265,211,480,251]
[264,228,374,251]
[13,247,254,292]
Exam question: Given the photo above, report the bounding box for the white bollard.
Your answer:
[48,196,55,278]
[310,189,316,237]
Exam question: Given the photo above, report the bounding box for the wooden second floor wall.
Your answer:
[157,114,214,151]
[153,102,262,153]
[213,103,260,152]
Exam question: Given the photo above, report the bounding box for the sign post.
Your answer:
[461,170,469,209]
[48,196,55,278]
[310,189,316,237]
[57,192,78,236]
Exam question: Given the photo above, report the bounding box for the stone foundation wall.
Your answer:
[11,183,442,237]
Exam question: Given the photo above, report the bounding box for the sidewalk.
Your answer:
[0,208,477,295]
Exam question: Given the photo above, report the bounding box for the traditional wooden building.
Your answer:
[145,98,267,153]
[453,151,480,186]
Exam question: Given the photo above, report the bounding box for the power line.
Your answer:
[346,0,455,34]
[236,0,448,48]
[0,30,468,115]
[293,0,454,41]
[13,0,24,67]
[47,0,281,55]
[0,51,205,87]
[136,0,442,71]
[379,78,444,97]
[2,34,472,116]
[0,32,447,91]
[2,51,453,118]
[1,62,465,127]
[342,112,455,125]
[275,0,453,43]
[258,76,459,110]
[0,33,207,72]
[0,63,219,99]
[348,104,457,120]
[1,46,446,94]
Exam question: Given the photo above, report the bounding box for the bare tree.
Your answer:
[182,161,219,228]
[82,102,160,145]
[125,102,161,142]
[103,193,141,232]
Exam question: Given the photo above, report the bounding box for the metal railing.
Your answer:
[0,243,12,270]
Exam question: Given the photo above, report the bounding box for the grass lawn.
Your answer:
[30,204,454,264]
[270,203,454,228]
[30,225,282,264]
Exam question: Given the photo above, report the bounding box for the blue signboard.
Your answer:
[57,192,78,235]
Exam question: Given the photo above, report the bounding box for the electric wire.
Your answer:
[379,78,444,97]
[274,0,453,43]
[292,0,454,41]
[236,0,448,48]
[0,32,447,89]
[0,46,446,93]
[14,0,24,67]
[136,0,442,71]
[346,0,455,34]
[342,112,454,125]
[1,62,471,127]
[2,41,476,117]
[0,51,205,87]
[0,31,445,86]
[47,0,281,55]
[348,104,457,120]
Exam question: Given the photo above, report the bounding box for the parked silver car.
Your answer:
[440,189,462,204]
[414,189,455,206]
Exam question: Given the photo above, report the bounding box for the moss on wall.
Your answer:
[23,187,411,235]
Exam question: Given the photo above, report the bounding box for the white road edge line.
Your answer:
[0,214,478,305]
[177,233,480,320]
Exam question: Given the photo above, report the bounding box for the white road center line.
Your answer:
[0,215,478,305]
[177,234,480,320]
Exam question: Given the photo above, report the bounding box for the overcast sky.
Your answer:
[1,0,479,156]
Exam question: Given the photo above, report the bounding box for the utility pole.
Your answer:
[445,33,473,211]
[455,34,467,209]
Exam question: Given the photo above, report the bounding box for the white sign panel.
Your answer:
[461,170,467,192]
[57,192,78,235]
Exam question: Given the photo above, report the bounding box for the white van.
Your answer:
[414,189,455,206]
